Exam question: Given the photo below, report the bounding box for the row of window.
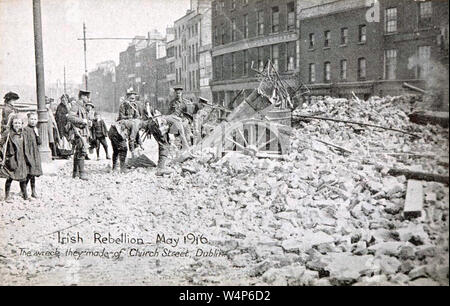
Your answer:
[214,2,295,46]
[308,58,366,83]
[307,45,432,83]
[385,1,433,33]
[211,1,433,48]
[214,0,249,15]
[173,43,200,62]
[213,42,296,80]
[309,25,367,49]
[174,21,199,40]
[187,43,199,63]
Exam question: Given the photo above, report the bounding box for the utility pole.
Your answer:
[64,66,67,94]
[32,0,52,163]
[83,22,88,90]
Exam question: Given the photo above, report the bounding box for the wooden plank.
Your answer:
[403,180,424,219]
[375,166,449,185]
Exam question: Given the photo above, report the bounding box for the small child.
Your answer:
[23,112,43,198]
[91,112,110,160]
[0,116,29,201]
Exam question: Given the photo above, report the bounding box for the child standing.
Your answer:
[23,112,43,198]
[0,116,29,201]
[91,112,110,160]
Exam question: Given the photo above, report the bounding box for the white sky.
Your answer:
[0,0,190,87]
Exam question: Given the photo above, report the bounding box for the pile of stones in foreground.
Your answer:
[173,95,449,286]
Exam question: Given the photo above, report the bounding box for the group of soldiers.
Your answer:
[110,86,210,176]
[70,86,210,179]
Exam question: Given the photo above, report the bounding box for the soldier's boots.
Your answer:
[155,157,172,176]
[78,158,89,181]
[73,158,88,180]
[73,159,80,178]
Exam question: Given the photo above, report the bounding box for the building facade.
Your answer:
[299,0,449,105]
[172,0,212,102]
[114,30,172,112]
[211,0,299,109]
[88,61,116,113]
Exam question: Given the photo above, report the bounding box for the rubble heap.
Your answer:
[172,95,449,285]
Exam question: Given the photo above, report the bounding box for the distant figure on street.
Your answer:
[49,97,57,115]
[55,94,71,137]
[55,94,73,159]
[85,102,96,154]
[23,112,43,198]
[1,92,19,133]
[45,97,59,158]
[91,112,110,160]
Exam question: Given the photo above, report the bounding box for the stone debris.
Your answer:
[0,95,448,286]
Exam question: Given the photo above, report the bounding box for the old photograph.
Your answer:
[0,0,448,287]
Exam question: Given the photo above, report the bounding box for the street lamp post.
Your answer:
[32,0,52,163]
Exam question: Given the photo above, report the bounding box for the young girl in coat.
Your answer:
[0,115,29,201]
[23,112,43,198]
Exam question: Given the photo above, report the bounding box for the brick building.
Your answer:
[172,0,213,102]
[166,31,177,102]
[211,0,299,108]
[88,61,116,113]
[115,30,172,112]
[299,0,449,105]
[115,37,141,106]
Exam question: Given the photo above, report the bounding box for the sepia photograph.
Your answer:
[0,0,448,289]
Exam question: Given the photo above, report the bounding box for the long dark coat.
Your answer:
[55,102,70,138]
[0,130,28,181]
[23,126,43,177]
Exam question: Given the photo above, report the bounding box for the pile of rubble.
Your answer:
[172,95,448,285]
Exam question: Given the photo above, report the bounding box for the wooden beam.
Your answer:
[314,138,353,154]
[375,167,449,185]
[403,180,424,219]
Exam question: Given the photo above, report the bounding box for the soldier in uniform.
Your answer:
[118,92,140,121]
[117,92,141,154]
[1,92,19,133]
[66,90,91,180]
[166,87,191,150]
